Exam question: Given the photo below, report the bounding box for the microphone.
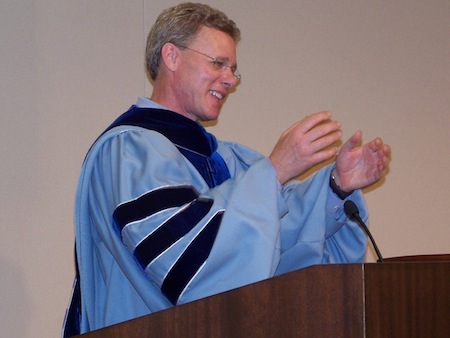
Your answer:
[344,200,384,263]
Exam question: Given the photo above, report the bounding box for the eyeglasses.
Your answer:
[181,46,241,81]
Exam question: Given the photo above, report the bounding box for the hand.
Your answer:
[269,111,342,184]
[333,130,391,192]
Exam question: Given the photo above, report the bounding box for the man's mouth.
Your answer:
[210,90,224,100]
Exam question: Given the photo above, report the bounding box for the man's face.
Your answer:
[171,26,239,122]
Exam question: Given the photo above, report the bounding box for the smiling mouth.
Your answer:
[210,90,224,100]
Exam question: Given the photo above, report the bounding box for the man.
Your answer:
[63,3,391,336]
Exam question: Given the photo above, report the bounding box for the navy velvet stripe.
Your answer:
[103,107,218,156]
[134,197,214,269]
[161,211,224,304]
[178,148,231,188]
[113,186,198,232]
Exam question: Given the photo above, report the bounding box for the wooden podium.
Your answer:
[78,255,450,338]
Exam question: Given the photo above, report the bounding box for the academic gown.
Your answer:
[63,103,367,335]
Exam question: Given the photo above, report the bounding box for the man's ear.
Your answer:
[160,42,180,72]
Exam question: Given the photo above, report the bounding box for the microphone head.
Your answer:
[344,200,359,218]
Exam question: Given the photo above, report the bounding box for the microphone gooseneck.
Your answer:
[344,200,384,263]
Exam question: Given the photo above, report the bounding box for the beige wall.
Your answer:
[1,1,449,337]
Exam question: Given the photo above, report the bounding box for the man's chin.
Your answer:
[203,106,222,121]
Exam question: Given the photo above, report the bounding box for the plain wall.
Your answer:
[1,1,449,337]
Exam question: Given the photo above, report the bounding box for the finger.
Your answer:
[382,144,391,157]
[310,120,341,142]
[310,147,340,166]
[298,111,333,133]
[375,144,390,159]
[309,129,342,153]
[369,137,383,150]
[280,112,337,144]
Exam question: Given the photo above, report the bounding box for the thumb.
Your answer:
[341,130,362,153]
